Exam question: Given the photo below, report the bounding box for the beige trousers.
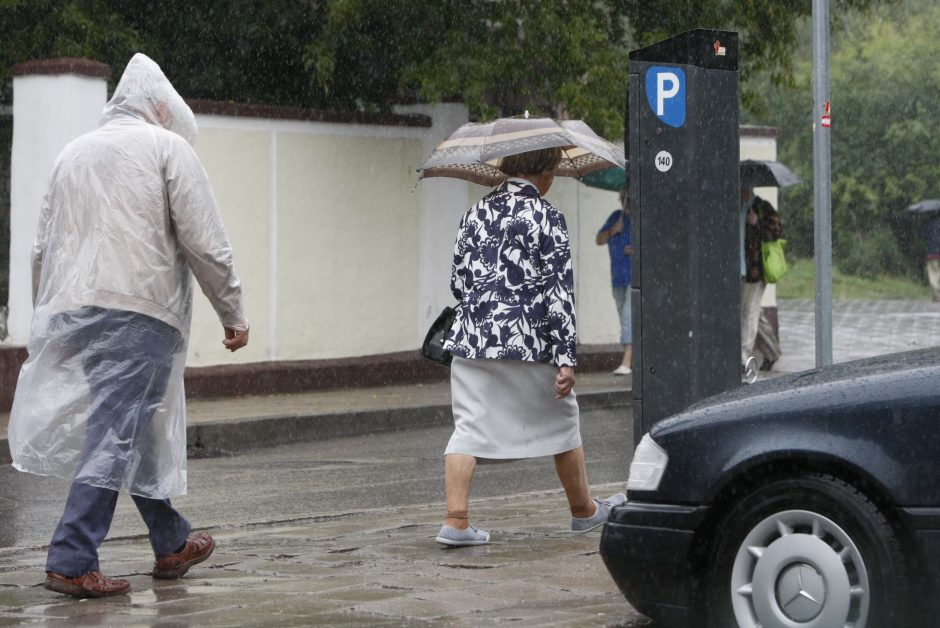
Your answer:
[741,280,766,365]
[928,258,940,301]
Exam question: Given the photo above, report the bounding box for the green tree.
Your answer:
[116,0,325,108]
[304,0,890,137]
[304,0,632,136]
[755,0,940,279]
[0,0,325,107]
[1,0,890,141]
[622,0,887,115]
[0,0,140,103]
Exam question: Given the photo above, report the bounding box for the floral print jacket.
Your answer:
[444,178,577,367]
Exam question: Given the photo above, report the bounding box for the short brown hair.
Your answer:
[498,146,563,177]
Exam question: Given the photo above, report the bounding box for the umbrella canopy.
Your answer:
[418,116,625,187]
[580,166,627,191]
[579,159,802,193]
[740,160,802,188]
[905,199,940,214]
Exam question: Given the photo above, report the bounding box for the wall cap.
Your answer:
[188,99,432,128]
[740,124,781,139]
[11,57,111,79]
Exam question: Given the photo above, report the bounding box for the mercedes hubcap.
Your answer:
[776,563,826,621]
[729,509,870,628]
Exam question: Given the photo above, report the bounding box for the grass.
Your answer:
[776,257,932,300]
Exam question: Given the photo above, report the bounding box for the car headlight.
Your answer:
[627,433,669,492]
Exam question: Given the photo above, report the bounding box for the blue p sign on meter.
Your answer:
[646,67,686,128]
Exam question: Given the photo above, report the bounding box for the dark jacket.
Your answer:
[744,195,783,283]
[927,216,940,259]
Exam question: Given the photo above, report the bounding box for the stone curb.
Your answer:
[187,388,631,456]
[0,389,631,465]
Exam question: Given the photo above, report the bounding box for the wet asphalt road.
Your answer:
[1,406,634,551]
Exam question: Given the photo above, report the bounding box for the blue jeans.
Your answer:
[612,285,632,345]
[46,308,190,576]
[46,483,192,576]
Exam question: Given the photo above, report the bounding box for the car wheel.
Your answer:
[705,474,909,628]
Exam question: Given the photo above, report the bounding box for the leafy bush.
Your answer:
[748,0,940,281]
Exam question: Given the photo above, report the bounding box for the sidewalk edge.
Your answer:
[1,389,630,464]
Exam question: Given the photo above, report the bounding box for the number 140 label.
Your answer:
[655,150,673,173]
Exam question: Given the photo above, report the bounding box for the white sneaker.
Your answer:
[612,365,631,376]
[435,524,490,546]
[571,493,628,534]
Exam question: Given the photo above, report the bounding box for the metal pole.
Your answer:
[812,0,833,366]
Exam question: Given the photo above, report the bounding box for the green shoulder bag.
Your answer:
[761,238,788,283]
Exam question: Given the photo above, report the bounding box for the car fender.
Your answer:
[705,434,903,505]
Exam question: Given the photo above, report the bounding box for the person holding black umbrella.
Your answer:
[928,214,940,302]
[903,200,940,302]
[740,185,783,373]
[737,161,797,375]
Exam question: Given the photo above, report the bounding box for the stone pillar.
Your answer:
[7,58,110,344]
[394,103,470,341]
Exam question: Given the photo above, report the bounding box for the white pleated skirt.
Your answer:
[445,356,581,460]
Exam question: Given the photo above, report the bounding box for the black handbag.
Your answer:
[420,306,457,367]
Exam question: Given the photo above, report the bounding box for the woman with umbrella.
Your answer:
[435,143,625,546]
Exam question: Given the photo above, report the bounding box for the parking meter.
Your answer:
[628,29,741,435]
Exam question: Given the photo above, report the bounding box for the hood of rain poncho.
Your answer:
[100,53,197,144]
[7,53,246,499]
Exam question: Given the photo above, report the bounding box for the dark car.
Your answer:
[600,347,940,628]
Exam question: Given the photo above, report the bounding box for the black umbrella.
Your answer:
[581,160,801,192]
[740,160,802,188]
[905,199,940,214]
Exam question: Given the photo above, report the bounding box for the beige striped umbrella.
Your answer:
[418,115,625,186]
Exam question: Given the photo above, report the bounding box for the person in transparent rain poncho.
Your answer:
[7,53,249,598]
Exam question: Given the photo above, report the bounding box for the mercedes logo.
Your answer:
[776,563,827,622]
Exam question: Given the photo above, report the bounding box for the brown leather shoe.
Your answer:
[152,531,215,579]
[44,570,131,598]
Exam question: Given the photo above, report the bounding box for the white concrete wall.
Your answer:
[194,123,771,358]
[189,115,431,366]
[8,73,107,343]
[394,104,471,341]
[5,63,458,366]
[6,66,777,365]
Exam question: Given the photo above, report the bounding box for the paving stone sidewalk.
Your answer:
[773,298,940,373]
[0,485,649,627]
[0,299,938,626]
